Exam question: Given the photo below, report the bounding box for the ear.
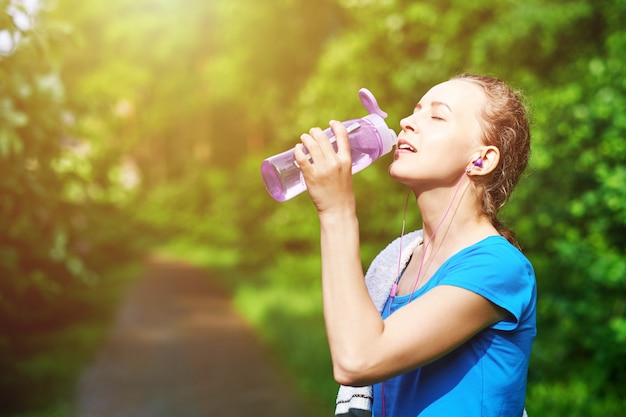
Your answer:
[470,146,500,176]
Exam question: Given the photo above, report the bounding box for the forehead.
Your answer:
[419,79,486,115]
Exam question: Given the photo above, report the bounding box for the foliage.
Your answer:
[518,4,626,404]
[2,0,626,415]
[0,2,149,414]
[0,1,133,326]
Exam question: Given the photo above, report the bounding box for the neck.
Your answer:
[413,174,493,249]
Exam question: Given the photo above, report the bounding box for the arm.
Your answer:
[295,121,384,379]
[294,123,505,387]
[342,285,506,386]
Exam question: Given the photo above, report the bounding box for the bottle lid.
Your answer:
[359,88,397,155]
[358,88,387,118]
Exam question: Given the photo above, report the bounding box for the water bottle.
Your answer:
[260,88,398,202]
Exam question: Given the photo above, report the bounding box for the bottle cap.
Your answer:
[358,88,387,118]
[359,88,397,155]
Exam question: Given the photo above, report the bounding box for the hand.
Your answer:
[294,120,356,216]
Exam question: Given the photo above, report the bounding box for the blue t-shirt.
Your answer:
[372,236,536,417]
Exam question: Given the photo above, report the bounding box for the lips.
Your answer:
[396,139,417,152]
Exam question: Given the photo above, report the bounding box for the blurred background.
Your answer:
[1,0,625,415]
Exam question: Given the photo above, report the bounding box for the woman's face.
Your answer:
[389,79,486,188]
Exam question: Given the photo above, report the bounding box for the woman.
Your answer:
[294,74,536,417]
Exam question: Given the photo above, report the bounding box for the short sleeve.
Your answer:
[437,237,536,332]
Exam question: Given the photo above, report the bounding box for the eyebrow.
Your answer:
[415,101,452,113]
[432,101,452,112]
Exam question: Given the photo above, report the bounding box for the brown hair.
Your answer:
[453,74,531,247]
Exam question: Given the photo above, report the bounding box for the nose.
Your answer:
[400,113,418,133]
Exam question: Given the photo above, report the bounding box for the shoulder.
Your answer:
[449,236,534,279]
[439,236,536,330]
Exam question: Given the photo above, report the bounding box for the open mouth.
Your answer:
[397,142,417,152]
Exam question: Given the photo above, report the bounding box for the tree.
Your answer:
[515,1,626,408]
[0,0,138,328]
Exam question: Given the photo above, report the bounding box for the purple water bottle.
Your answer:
[260,88,398,202]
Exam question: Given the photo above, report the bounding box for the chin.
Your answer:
[388,164,410,184]
[388,160,407,177]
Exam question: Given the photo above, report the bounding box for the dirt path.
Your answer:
[72,256,322,417]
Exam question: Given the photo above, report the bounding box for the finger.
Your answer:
[294,140,313,171]
[304,127,331,163]
[308,126,333,150]
[329,120,350,158]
